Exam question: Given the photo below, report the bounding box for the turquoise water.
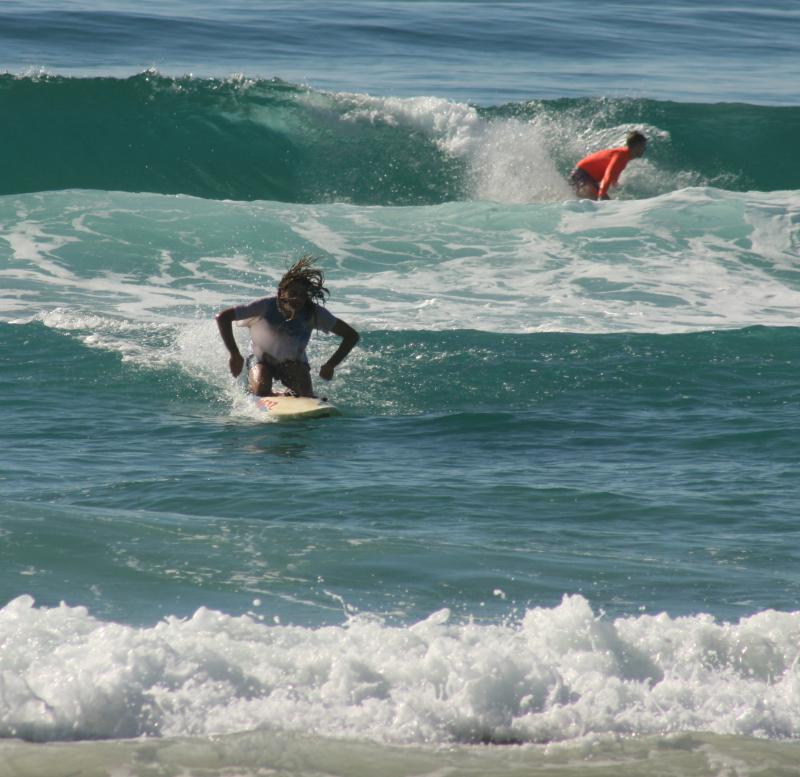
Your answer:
[2,2,800,776]
[2,75,799,201]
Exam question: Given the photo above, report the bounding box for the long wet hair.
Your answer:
[278,255,330,304]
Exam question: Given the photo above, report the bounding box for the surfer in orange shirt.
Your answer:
[569,131,647,200]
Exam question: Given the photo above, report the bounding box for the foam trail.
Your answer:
[3,188,800,346]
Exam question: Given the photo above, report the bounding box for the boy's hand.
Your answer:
[229,352,244,377]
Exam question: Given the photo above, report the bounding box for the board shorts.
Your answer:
[246,353,311,387]
[569,167,599,194]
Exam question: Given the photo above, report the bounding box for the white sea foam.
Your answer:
[336,91,571,203]
[1,594,799,745]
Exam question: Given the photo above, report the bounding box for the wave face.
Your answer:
[2,74,799,203]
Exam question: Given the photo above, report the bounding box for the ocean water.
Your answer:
[2,2,800,776]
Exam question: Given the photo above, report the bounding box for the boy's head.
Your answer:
[626,130,647,158]
[277,256,329,319]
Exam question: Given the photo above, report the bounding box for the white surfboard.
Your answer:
[249,393,338,420]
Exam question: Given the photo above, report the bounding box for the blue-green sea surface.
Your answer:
[2,2,800,776]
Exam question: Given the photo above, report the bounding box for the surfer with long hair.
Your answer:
[216,256,359,397]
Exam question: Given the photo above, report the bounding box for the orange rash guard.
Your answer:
[576,146,632,198]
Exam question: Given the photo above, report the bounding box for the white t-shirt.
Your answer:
[234,296,337,363]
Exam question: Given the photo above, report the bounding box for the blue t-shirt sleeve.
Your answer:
[233,298,269,321]
[314,305,337,333]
